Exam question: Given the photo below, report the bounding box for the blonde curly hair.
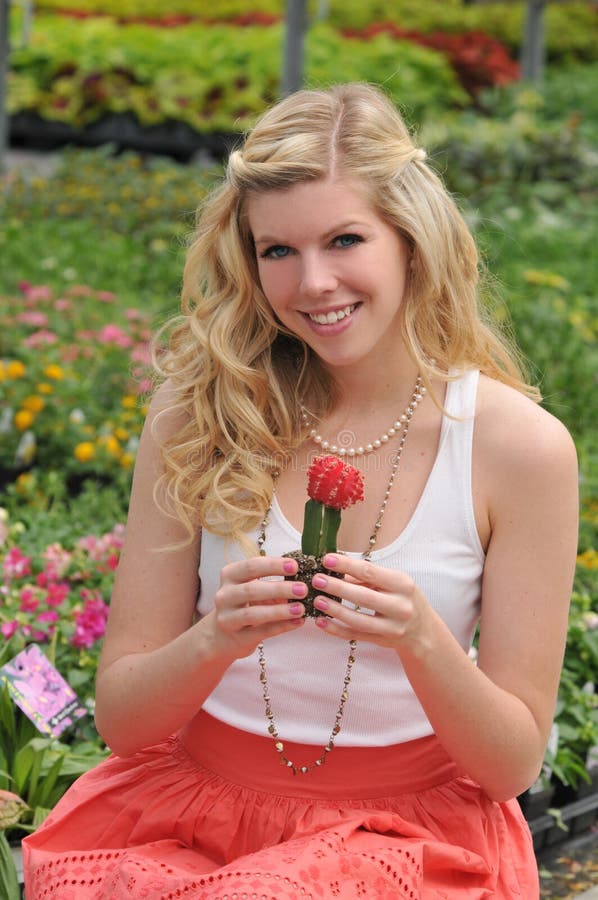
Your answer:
[152,82,538,550]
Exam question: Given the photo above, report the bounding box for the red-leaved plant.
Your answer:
[284,456,364,617]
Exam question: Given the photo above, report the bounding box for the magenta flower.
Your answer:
[1,621,19,639]
[19,588,39,612]
[45,582,70,607]
[3,547,32,579]
[71,593,109,648]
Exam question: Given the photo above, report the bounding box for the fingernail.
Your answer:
[283,560,297,574]
[289,603,304,616]
[316,617,328,628]
[292,582,306,597]
[314,597,329,611]
[312,574,327,588]
[323,554,338,567]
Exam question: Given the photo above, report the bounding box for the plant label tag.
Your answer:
[0,644,86,737]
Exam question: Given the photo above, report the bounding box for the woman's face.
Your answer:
[247,176,410,374]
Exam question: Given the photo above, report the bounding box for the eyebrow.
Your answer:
[252,221,369,247]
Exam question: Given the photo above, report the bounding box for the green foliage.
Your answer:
[0,684,108,840]
[28,0,598,62]
[0,831,20,900]
[8,16,466,131]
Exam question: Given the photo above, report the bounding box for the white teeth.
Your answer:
[309,304,356,325]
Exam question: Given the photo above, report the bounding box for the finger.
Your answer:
[321,554,414,594]
[220,599,306,629]
[311,570,381,611]
[220,555,299,586]
[216,577,308,611]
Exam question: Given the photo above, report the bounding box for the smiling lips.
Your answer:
[306,303,359,325]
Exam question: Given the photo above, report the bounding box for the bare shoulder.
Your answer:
[475,374,578,483]
[143,378,190,441]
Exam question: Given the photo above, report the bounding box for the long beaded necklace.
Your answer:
[256,375,424,774]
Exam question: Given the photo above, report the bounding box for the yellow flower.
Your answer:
[22,395,45,413]
[44,364,64,380]
[15,473,35,494]
[37,382,54,394]
[6,360,26,378]
[523,269,570,290]
[577,549,598,570]
[99,435,121,457]
[14,409,34,430]
[121,395,137,409]
[115,427,130,441]
[119,452,135,468]
[74,442,95,463]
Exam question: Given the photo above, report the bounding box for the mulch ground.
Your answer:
[538,828,598,898]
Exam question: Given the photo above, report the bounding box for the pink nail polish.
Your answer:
[283,560,296,574]
[289,603,304,616]
[323,554,338,567]
[312,574,327,588]
[292,583,306,597]
[314,597,329,611]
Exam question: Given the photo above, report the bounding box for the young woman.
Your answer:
[23,83,578,899]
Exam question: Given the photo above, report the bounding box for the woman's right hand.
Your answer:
[211,555,307,657]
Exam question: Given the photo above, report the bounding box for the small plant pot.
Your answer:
[283,550,344,618]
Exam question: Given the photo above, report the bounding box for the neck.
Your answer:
[328,353,420,415]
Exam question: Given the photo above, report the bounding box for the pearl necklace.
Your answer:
[256,375,423,774]
[300,377,426,457]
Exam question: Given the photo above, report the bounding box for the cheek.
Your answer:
[257,264,293,311]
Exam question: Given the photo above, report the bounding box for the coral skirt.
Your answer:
[23,710,539,899]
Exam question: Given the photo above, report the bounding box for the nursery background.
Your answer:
[0,1,597,895]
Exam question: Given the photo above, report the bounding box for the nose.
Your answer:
[299,252,338,297]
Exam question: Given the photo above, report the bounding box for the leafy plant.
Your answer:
[0,684,108,841]
[7,17,467,131]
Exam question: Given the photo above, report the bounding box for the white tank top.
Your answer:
[197,369,484,746]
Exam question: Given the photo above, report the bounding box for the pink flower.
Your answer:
[19,283,52,301]
[66,284,94,297]
[96,290,117,303]
[71,594,109,648]
[97,324,133,348]
[54,298,71,311]
[23,330,58,347]
[43,543,72,578]
[16,311,49,327]
[131,343,151,364]
[19,588,39,612]
[37,609,59,624]
[3,547,32,579]
[32,608,60,640]
[1,621,19,639]
[46,581,70,607]
[136,377,153,394]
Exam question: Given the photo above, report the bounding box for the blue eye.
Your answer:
[261,245,291,259]
[334,234,362,249]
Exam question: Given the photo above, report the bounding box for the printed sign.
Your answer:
[0,644,86,737]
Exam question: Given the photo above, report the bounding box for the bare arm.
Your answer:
[309,380,579,800]
[95,383,308,756]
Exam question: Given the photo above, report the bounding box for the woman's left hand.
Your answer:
[311,553,430,650]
